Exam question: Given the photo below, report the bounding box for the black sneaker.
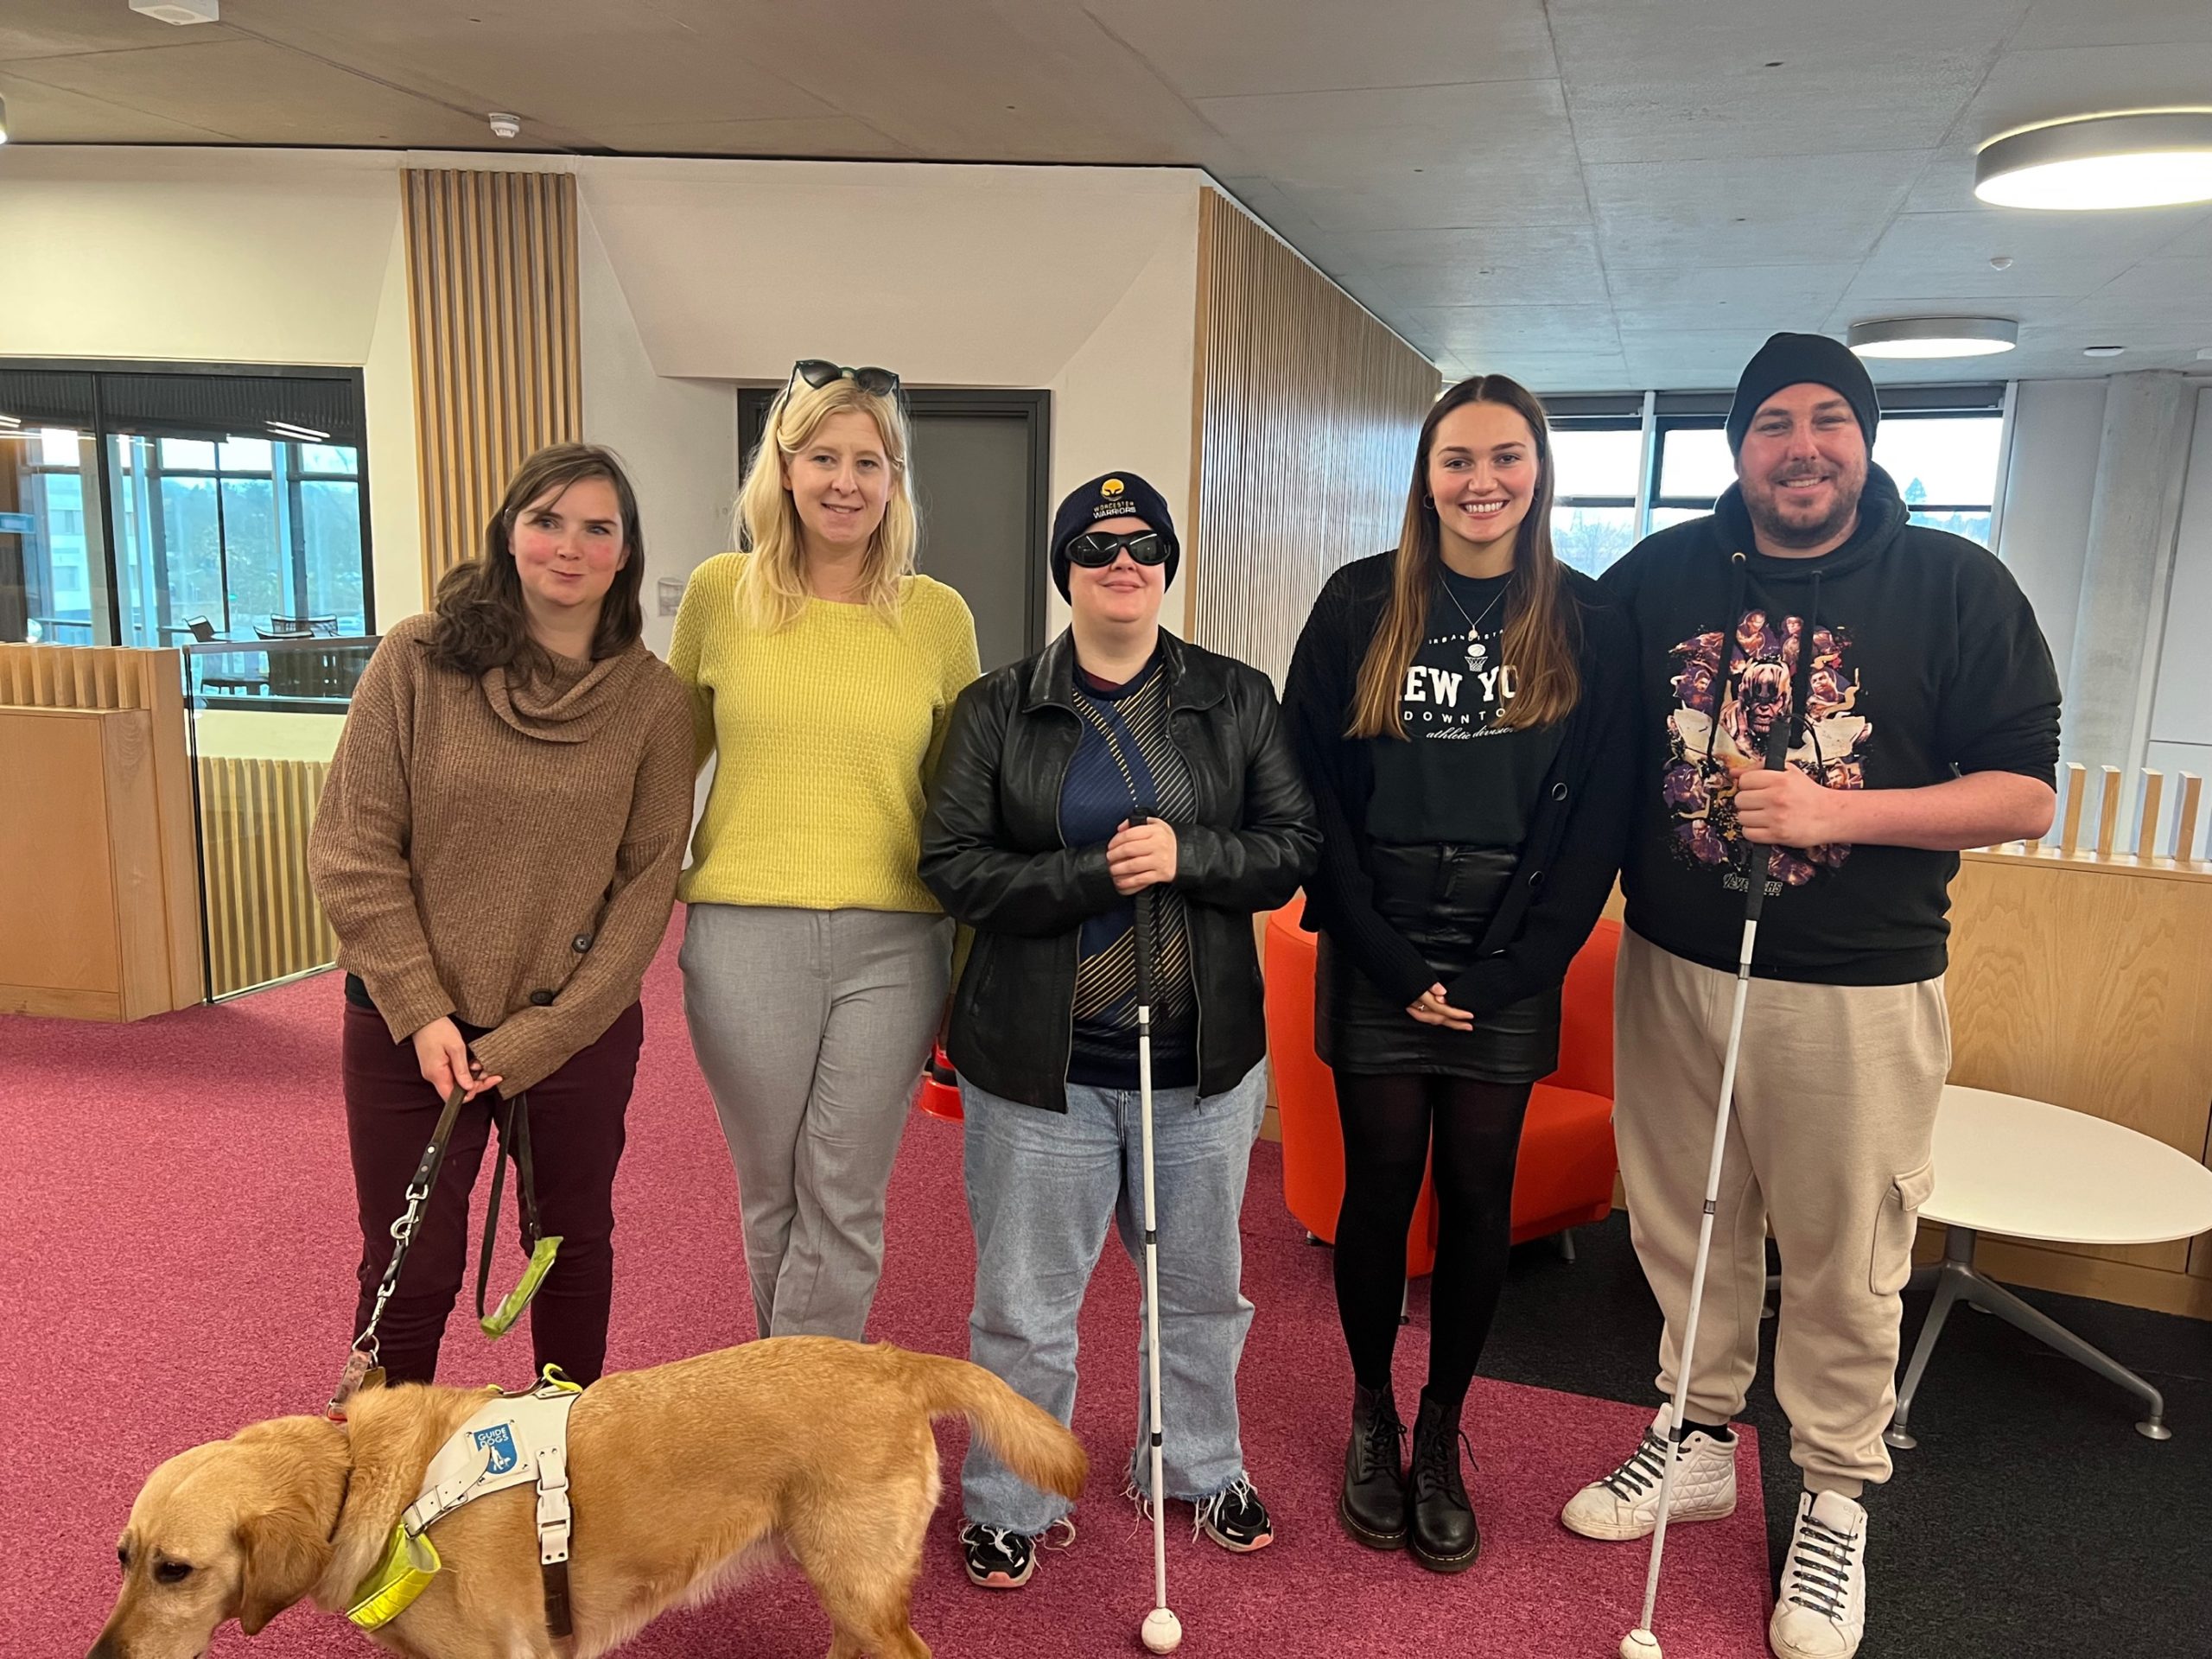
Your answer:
[1195,1478,1275,1553]
[959,1522,1037,1589]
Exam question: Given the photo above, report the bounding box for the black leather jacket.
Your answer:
[919,629,1319,1111]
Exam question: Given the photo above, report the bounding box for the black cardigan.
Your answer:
[1282,551,1638,1015]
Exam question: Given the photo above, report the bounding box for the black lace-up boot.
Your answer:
[1408,1389,1478,1572]
[1338,1382,1408,1549]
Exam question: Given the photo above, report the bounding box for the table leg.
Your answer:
[1955,1269,2171,1440]
[1886,1235,1974,1451]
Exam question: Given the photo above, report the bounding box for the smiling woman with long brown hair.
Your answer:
[308,442,694,1389]
[1284,374,1637,1572]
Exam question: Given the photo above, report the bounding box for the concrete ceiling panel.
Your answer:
[0,69,237,143]
[8,39,502,147]
[1080,0,1557,98]
[2011,0,2212,50]
[1588,151,1923,270]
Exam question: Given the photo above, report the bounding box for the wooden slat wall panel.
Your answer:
[1187,190,1439,683]
[196,755,338,999]
[404,168,582,594]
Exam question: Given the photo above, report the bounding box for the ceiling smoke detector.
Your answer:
[488,112,521,140]
[130,0,220,24]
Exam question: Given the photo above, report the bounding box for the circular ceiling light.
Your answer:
[1976,111,2212,210]
[2082,345,2126,358]
[1847,317,2019,359]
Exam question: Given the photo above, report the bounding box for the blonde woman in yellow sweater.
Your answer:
[671,361,980,1341]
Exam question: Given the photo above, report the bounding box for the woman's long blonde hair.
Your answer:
[732,374,918,631]
[1348,373,1580,738]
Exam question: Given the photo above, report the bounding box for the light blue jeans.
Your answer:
[959,1060,1269,1534]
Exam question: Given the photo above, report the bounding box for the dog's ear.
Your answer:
[236,1493,335,1634]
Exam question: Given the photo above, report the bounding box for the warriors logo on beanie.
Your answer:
[1725,332,1879,455]
[1049,470,1181,601]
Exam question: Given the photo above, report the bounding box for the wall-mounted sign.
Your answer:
[0,512,35,535]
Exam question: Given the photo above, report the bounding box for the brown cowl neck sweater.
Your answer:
[308,613,695,1096]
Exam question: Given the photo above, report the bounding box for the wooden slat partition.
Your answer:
[1948,762,2212,1318]
[195,755,338,999]
[1187,188,1439,683]
[0,642,202,1011]
[403,168,582,592]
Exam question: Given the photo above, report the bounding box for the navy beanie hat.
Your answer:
[1049,471,1180,601]
[1726,332,1879,454]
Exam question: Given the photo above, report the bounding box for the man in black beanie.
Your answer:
[1557,334,2062,1659]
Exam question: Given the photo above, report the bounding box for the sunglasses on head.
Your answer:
[791,359,901,397]
[1065,529,1170,569]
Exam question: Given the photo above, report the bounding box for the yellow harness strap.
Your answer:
[346,1526,440,1630]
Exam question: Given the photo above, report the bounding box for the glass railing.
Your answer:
[183,635,375,999]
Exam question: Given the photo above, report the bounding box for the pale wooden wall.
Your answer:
[1929,762,2212,1318]
[403,168,583,594]
[196,755,339,1000]
[0,643,201,1017]
[1185,189,1438,683]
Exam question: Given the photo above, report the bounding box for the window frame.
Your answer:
[0,358,373,646]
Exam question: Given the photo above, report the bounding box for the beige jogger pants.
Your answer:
[1613,927,1948,1497]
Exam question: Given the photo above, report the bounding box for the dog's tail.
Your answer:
[900,1350,1088,1502]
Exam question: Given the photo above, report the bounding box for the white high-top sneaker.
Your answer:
[1560,1408,1738,1541]
[1769,1490,1868,1659]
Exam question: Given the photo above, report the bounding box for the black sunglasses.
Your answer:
[1065,530,1170,568]
[791,359,901,397]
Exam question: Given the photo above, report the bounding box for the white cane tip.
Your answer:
[1620,1629,1662,1659]
[1141,1608,1183,1653]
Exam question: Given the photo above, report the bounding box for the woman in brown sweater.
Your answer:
[308,443,694,1386]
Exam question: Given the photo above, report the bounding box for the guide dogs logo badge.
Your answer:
[471,1421,520,1476]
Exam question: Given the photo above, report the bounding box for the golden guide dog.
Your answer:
[91,1338,1087,1659]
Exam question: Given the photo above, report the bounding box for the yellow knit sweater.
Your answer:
[669,553,981,912]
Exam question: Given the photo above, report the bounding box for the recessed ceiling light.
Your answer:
[1976,111,2212,210]
[1989,255,2013,269]
[2082,345,2126,358]
[1847,317,2019,359]
[130,0,219,22]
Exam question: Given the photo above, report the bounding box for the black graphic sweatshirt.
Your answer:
[1597,465,2060,986]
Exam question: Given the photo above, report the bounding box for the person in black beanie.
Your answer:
[1557,332,2060,1659]
[921,469,1316,1592]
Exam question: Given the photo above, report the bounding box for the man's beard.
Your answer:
[1745,472,1863,550]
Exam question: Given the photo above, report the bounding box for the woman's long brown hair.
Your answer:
[427,443,647,679]
[1348,374,1580,739]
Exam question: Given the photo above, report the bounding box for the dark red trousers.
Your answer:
[341,999,643,1386]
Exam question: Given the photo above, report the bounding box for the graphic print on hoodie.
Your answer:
[1600,465,2061,987]
[1664,607,1872,891]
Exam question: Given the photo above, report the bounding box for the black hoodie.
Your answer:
[1597,465,2060,985]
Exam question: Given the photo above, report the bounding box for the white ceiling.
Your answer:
[5,0,2212,390]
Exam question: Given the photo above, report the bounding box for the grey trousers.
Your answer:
[680,903,952,1341]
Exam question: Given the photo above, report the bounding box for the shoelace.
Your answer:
[965,1517,1075,1562]
[1599,1430,1671,1502]
[964,1523,1024,1567]
[1412,1426,1474,1502]
[1192,1476,1262,1543]
[1361,1403,1406,1473]
[1783,1513,1858,1619]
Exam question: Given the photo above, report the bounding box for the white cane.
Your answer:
[1621,696,1791,1659]
[1130,839,1183,1656]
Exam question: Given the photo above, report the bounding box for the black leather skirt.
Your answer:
[1316,843,1561,1084]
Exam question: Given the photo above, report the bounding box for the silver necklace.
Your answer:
[1436,575,1508,674]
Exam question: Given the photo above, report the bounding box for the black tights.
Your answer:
[1332,1071,1532,1423]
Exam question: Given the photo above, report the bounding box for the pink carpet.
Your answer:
[3,927,1770,1657]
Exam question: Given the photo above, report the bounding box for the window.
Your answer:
[0,364,372,646]
[1548,417,1643,575]
[1650,416,1734,533]
[1872,413,2003,547]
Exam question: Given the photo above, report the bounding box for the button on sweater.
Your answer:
[307,613,696,1096]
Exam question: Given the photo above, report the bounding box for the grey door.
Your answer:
[738,388,1050,672]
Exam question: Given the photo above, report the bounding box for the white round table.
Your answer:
[1888,1084,2212,1446]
